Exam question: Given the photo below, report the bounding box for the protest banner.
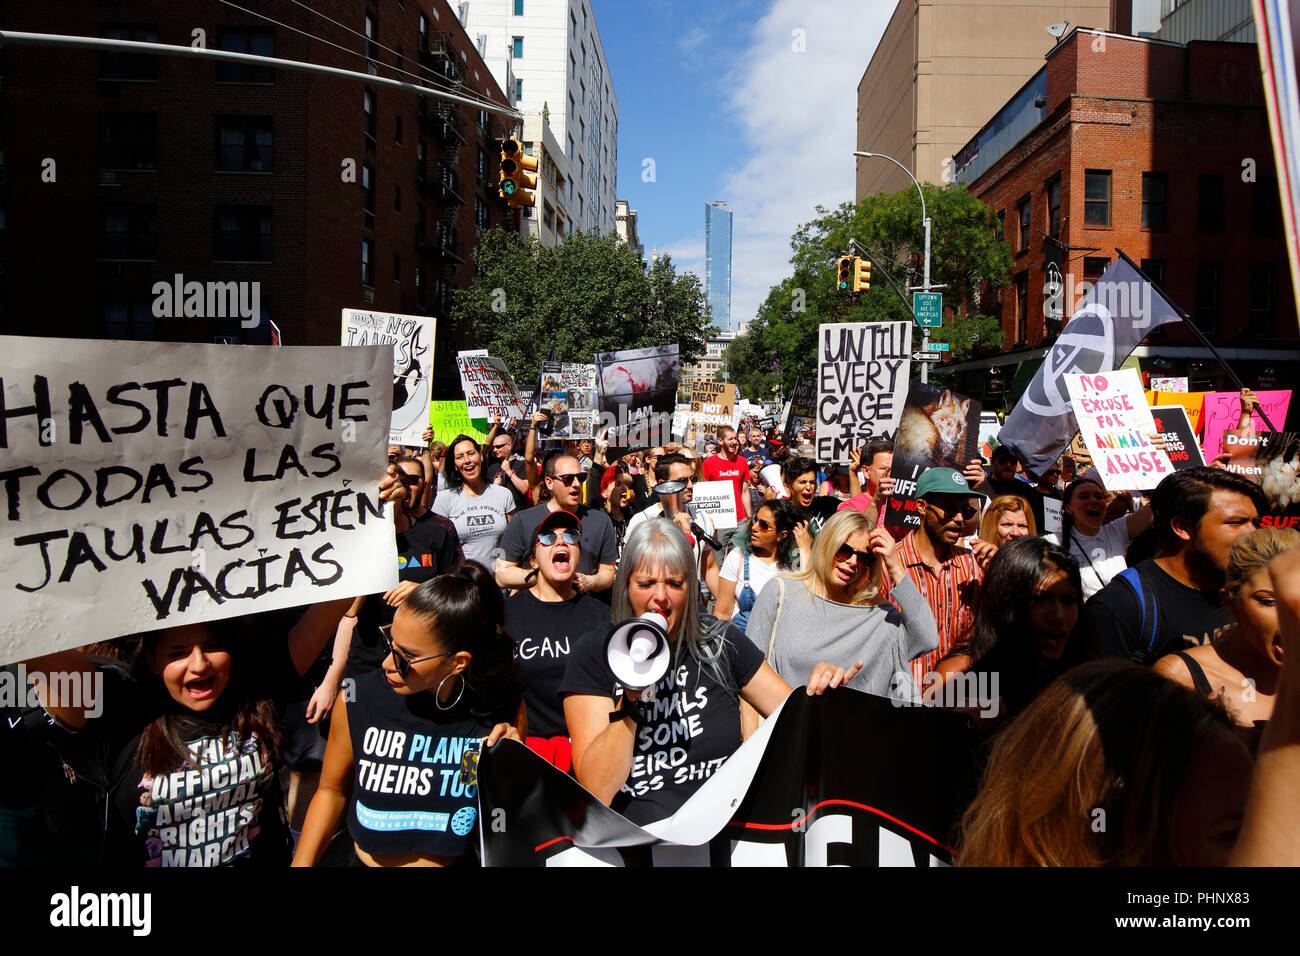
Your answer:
[886,384,982,529]
[1066,368,1173,492]
[0,337,397,663]
[691,480,739,530]
[456,351,527,421]
[816,322,911,463]
[1145,390,1208,437]
[1043,497,1063,535]
[1149,376,1188,393]
[1201,389,1292,461]
[478,687,976,867]
[341,309,435,447]
[429,400,488,447]
[689,381,737,429]
[782,378,817,444]
[561,363,598,438]
[1150,405,1206,471]
[595,344,679,454]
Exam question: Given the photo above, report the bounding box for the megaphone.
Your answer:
[605,611,671,690]
[760,464,788,497]
[653,480,721,550]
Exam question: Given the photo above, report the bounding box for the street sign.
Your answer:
[911,352,943,363]
[913,292,943,327]
[925,342,950,352]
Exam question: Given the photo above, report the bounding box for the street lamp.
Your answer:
[853,150,935,382]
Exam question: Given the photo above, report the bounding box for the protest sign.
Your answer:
[1145,390,1208,437]
[0,337,397,663]
[456,351,527,421]
[561,363,598,438]
[429,400,488,447]
[595,344,679,454]
[816,322,911,463]
[1201,389,1292,461]
[689,381,737,429]
[1149,376,1188,393]
[691,480,739,530]
[1150,405,1206,471]
[1043,497,1063,535]
[1066,368,1173,492]
[782,379,817,444]
[341,309,435,447]
[886,385,981,530]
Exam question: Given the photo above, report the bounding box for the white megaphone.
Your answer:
[760,464,788,498]
[605,611,671,690]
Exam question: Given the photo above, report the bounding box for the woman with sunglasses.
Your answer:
[293,562,525,867]
[504,511,611,771]
[432,433,516,567]
[745,510,938,699]
[715,499,800,630]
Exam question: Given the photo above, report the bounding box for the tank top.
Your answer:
[345,671,494,859]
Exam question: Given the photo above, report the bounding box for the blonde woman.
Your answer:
[977,495,1037,547]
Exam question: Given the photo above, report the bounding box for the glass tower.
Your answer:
[705,201,733,332]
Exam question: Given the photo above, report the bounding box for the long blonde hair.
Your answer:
[794,510,880,605]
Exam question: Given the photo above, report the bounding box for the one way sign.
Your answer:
[912,352,942,363]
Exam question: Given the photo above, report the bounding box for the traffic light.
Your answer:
[837,256,855,291]
[853,257,871,292]
[499,137,538,207]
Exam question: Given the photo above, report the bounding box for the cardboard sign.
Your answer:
[691,480,739,530]
[885,384,981,530]
[1066,369,1173,491]
[429,400,488,447]
[0,337,397,662]
[689,381,737,428]
[456,351,527,421]
[782,379,817,445]
[1150,405,1206,471]
[816,322,911,463]
[341,309,435,447]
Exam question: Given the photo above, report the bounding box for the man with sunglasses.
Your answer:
[484,427,530,511]
[878,467,988,688]
[625,453,721,600]
[495,451,618,598]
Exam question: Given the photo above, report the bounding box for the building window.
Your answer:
[1194,261,1220,334]
[514,0,525,13]
[571,52,576,80]
[568,134,574,158]
[477,148,488,181]
[216,117,272,172]
[475,197,489,233]
[1142,172,1167,230]
[993,209,1005,242]
[365,14,378,60]
[1084,170,1110,226]
[216,28,274,83]
[362,164,376,212]
[512,36,524,58]
[1140,258,1166,292]
[515,79,523,102]
[1249,263,1275,336]
[100,25,159,81]
[395,116,403,144]
[100,114,157,170]
[1252,177,1283,237]
[394,252,402,282]
[362,239,374,286]
[1046,176,1061,237]
[1198,175,1225,233]
[363,90,377,139]
[101,204,157,259]
[1016,195,1031,253]
[419,14,428,47]
[103,295,156,340]
[1015,272,1029,343]
[569,94,575,120]
[215,205,272,261]
[394,185,401,212]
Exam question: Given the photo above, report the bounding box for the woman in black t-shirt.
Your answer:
[293,562,525,867]
[505,510,612,770]
[561,519,793,826]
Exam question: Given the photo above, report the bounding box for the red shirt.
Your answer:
[703,453,747,520]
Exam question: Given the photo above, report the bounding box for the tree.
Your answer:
[453,228,713,388]
[725,184,1012,399]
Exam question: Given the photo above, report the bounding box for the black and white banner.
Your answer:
[477,689,977,866]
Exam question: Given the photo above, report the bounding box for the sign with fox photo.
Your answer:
[886,384,982,530]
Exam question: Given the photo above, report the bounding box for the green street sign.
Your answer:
[926,342,950,351]
[914,292,943,327]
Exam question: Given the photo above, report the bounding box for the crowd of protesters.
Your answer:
[3,390,1299,868]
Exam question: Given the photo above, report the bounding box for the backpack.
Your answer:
[1114,566,1162,656]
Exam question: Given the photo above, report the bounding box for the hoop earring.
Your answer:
[435,672,465,711]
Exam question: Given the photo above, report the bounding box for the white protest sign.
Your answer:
[0,337,398,663]
[1065,368,1174,492]
[691,480,738,530]
[1043,496,1063,535]
[1150,377,1188,393]
[562,363,598,438]
[816,322,911,463]
[456,351,527,421]
[341,308,435,447]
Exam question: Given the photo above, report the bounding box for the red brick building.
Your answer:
[950,28,1299,407]
[0,0,518,395]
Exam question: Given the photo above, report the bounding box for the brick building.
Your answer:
[0,1,518,395]
[949,28,1299,406]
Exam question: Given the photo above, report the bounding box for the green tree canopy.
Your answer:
[726,184,1012,399]
[453,228,713,388]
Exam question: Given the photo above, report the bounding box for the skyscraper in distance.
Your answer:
[705,201,733,332]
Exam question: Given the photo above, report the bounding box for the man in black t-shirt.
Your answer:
[485,428,531,512]
[1084,467,1267,665]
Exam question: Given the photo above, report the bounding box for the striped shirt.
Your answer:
[879,531,983,685]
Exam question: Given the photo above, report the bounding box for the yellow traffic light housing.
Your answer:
[853,258,871,292]
[499,137,538,207]
[837,256,854,291]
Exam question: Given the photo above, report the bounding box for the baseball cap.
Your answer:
[532,509,582,549]
[914,467,988,501]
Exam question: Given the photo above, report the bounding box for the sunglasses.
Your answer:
[399,475,422,487]
[834,543,874,567]
[549,472,587,486]
[378,624,450,679]
[753,518,773,531]
[925,500,980,519]
[537,528,581,546]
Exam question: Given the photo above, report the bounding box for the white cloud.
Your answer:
[677,26,711,56]
[656,235,707,281]
[717,0,892,329]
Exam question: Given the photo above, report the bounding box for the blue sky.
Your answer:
[592,0,895,332]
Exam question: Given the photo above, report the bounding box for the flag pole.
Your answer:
[1115,249,1278,433]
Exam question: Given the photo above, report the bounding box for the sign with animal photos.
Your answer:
[1066,368,1173,492]
[885,384,981,529]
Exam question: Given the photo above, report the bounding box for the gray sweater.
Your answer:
[744,574,938,701]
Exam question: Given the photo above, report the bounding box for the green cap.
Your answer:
[914,467,987,501]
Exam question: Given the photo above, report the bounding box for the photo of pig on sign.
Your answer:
[1066,368,1173,491]
[816,321,911,462]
